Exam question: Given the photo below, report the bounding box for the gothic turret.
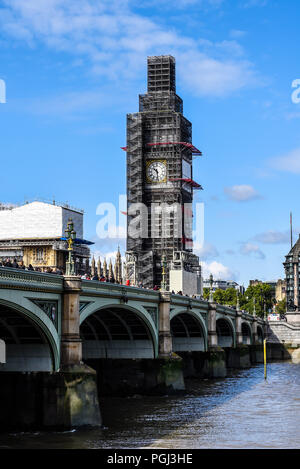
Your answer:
[97,257,102,277]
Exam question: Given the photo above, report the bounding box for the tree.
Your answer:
[276,298,286,315]
[213,288,226,305]
[203,288,210,300]
[202,283,275,318]
[223,287,238,306]
[243,284,273,318]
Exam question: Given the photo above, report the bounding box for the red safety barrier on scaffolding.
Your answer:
[182,236,193,248]
[168,178,203,189]
[147,142,202,155]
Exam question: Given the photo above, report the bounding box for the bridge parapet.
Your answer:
[0,267,63,292]
[81,280,160,303]
[241,311,256,322]
[216,304,237,318]
[170,294,209,312]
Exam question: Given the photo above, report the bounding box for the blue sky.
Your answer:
[0,0,300,286]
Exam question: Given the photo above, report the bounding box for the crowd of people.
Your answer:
[0,259,63,275]
[0,258,200,297]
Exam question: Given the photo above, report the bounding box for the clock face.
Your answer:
[146,161,167,183]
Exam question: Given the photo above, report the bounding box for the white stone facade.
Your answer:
[0,201,83,240]
[268,321,300,345]
[169,268,199,296]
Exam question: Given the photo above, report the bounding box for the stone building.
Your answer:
[91,247,123,283]
[283,235,300,311]
[114,248,123,283]
[203,279,245,294]
[275,279,286,302]
[0,200,92,274]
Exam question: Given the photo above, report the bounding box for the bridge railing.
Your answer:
[0,266,64,291]
[170,293,209,312]
[81,279,161,302]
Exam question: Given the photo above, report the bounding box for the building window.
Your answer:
[36,248,44,261]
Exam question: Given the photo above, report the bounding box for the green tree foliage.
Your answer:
[203,288,210,300]
[276,298,286,315]
[242,284,274,318]
[202,283,276,318]
[203,287,239,306]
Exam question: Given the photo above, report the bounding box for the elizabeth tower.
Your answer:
[125,55,202,289]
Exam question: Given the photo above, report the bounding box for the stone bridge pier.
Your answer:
[52,276,101,428]
[0,273,102,431]
[171,300,265,379]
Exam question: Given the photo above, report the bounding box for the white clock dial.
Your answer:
[147,161,167,183]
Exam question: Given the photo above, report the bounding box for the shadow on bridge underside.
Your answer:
[216,318,234,348]
[0,304,53,372]
[257,325,263,343]
[242,322,253,346]
[171,313,206,352]
[80,307,155,359]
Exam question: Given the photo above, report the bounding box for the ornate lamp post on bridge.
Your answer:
[236,290,240,311]
[209,273,214,302]
[161,253,168,291]
[65,218,76,276]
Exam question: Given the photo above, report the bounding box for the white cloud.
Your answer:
[202,260,237,281]
[0,0,260,97]
[178,51,256,97]
[194,242,219,260]
[242,0,267,7]
[240,242,265,259]
[134,0,224,9]
[285,112,300,120]
[252,230,289,244]
[229,29,247,39]
[27,90,110,116]
[224,184,262,202]
[269,147,300,174]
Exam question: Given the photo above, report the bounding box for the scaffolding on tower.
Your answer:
[125,55,202,290]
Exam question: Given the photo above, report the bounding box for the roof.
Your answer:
[0,198,84,214]
[60,238,94,246]
[286,235,300,262]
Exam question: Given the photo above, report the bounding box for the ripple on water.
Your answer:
[0,362,300,448]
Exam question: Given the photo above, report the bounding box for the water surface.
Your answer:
[0,362,299,449]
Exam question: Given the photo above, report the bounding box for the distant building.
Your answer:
[0,200,93,274]
[283,235,300,311]
[275,279,286,302]
[249,279,286,303]
[203,279,245,294]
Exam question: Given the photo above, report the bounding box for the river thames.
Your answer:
[0,361,299,449]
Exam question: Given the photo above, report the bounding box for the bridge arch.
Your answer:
[0,299,59,371]
[242,322,253,345]
[257,325,264,343]
[216,317,235,348]
[170,310,208,352]
[80,304,157,359]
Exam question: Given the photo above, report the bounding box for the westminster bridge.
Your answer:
[0,267,266,429]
